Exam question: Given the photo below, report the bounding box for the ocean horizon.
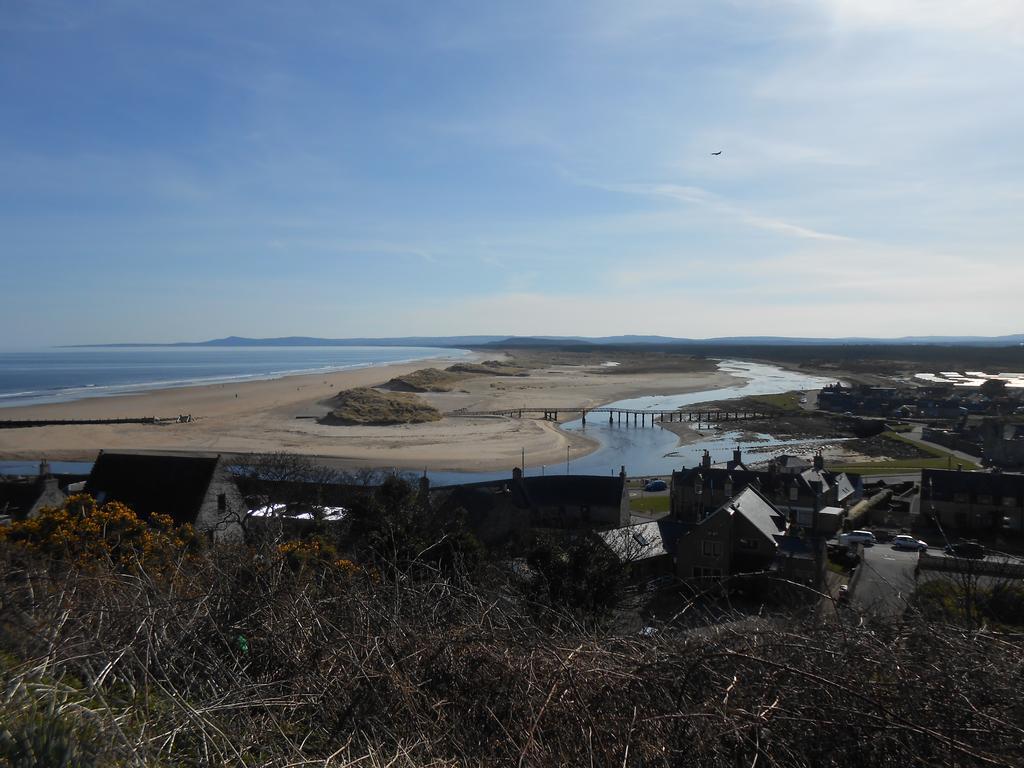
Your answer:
[0,345,468,409]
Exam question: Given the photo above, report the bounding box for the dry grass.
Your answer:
[2,539,1023,767]
[320,387,441,425]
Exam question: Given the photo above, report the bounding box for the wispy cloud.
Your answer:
[590,180,852,242]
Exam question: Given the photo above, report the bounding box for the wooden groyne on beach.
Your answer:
[448,406,775,427]
[0,416,192,429]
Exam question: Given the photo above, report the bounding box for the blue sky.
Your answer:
[2,1,1022,345]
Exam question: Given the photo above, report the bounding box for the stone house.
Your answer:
[0,461,69,522]
[84,452,245,542]
[920,468,1024,535]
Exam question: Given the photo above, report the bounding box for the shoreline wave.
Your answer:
[0,348,469,409]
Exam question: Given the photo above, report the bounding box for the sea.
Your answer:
[0,345,468,409]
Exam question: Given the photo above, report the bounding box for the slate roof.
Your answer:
[722,486,788,546]
[0,481,42,519]
[598,519,688,562]
[521,475,624,508]
[84,453,219,525]
[436,475,624,512]
[923,468,1024,500]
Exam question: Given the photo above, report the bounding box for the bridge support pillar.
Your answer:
[581,412,586,426]
[609,412,613,424]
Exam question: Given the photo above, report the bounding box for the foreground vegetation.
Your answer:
[1,489,1023,766]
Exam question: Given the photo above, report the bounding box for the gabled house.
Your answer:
[0,461,68,522]
[84,452,244,542]
[674,484,837,588]
[597,519,687,582]
[676,485,787,579]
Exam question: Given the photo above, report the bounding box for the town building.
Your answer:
[670,449,857,528]
[673,484,843,587]
[84,452,245,541]
[434,467,630,545]
[0,460,69,523]
[919,468,1024,535]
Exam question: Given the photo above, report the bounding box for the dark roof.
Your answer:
[0,480,42,519]
[437,475,624,512]
[84,453,219,524]
[520,475,624,508]
[723,486,787,545]
[598,518,688,562]
[434,482,531,516]
[923,469,1024,498]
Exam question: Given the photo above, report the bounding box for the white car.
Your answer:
[892,535,928,552]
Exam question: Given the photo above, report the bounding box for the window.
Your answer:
[217,493,227,511]
[978,494,993,505]
[789,486,798,501]
[738,537,759,550]
[701,540,722,557]
[693,567,723,579]
[1004,496,1018,508]
[954,493,969,504]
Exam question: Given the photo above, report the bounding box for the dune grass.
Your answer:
[321,387,441,425]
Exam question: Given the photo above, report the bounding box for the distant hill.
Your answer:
[73,333,1024,349]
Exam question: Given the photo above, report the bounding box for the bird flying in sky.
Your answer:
[711,151,722,155]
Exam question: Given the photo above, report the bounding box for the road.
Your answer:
[903,424,983,466]
[851,545,920,617]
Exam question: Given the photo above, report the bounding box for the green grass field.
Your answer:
[831,431,979,475]
[629,495,671,514]
[749,392,804,412]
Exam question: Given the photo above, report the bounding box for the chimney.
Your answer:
[619,465,627,480]
[39,459,51,477]
[732,448,742,467]
[701,450,712,470]
[512,466,523,482]
[418,472,430,497]
[813,453,824,471]
[812,482,820,533]
[956,463,963,472]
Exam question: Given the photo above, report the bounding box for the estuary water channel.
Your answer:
[0,361,841,484]
[428,360,840,486]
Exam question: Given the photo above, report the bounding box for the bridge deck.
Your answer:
[447,406,775,422]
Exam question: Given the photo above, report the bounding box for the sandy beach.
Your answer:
[0,355,739,472]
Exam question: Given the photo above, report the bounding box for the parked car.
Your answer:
[839,530,877,547]
[645,575,674,591]
[892,535,928,552]
[644,479,667,492]
[945,541,986,559]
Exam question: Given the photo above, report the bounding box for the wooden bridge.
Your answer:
[448,406,774,427]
